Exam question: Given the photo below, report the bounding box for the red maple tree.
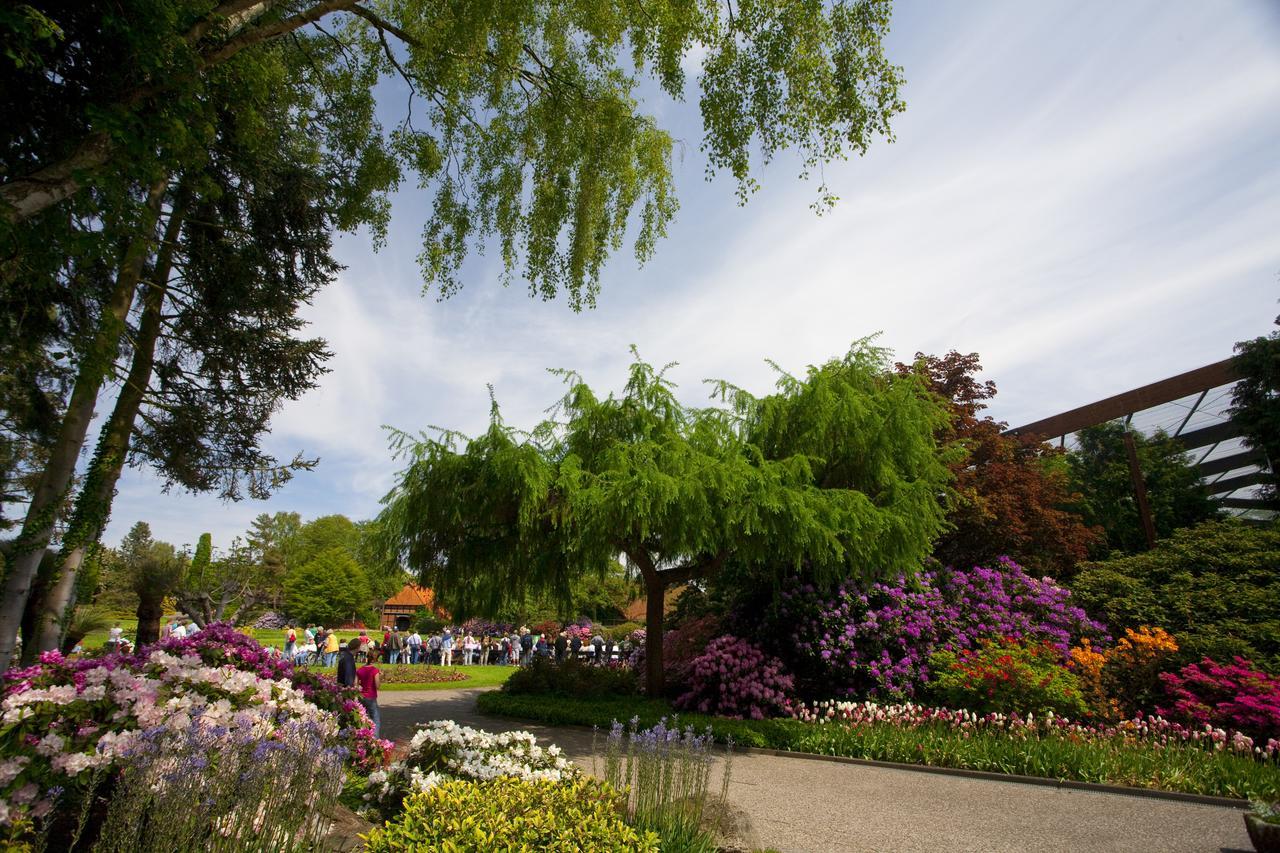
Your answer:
[897,351,1101,579]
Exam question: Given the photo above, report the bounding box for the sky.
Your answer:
[103,0,1280,551]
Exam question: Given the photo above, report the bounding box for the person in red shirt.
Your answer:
[355,658,382,737]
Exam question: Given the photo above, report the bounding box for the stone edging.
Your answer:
[731,744,1250,810]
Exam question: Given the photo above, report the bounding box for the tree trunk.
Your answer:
[0,180,166,674]
[35,195,183,653]
[135,594,164,647]
[18,552,57,665]
[644,574,666,696]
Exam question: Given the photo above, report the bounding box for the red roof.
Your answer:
[384,584,437,608]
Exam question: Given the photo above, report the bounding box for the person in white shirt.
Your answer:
[107,623,123,651]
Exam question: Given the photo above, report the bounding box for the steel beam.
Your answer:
[1206,471,1268,495]
[1177,420,1240,452]
[1007,359,1238,439]
[1198,449,1269,478]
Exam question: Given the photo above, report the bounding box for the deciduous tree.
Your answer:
[377,343,953,694]
[896,351,1101,578]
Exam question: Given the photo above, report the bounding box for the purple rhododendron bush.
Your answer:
[1159,656,1280,742]
[0,624,391,847]
[675,635,795,719]
[773,558,1109,699]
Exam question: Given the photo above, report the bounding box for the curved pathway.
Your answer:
[378,688,1252,853]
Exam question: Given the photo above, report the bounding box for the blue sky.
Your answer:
[104,0,1280,551]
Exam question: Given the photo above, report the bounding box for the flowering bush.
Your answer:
[152,622,391,771]
[1071,627,1181,720]
[531,620,561,637]
[361,720,576,821]
[657,615,723,692]
[252,610,289,629]
[93,717,344,852]
[1159,657,1280,742]
[776,558,1109,698]
[927,637,1088,717]
[564,622,596,643]
[675,635,794,720]
[460,617,514,637]
[0,647,356,845]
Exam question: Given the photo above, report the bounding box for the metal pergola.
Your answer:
[1006,358,1275,532]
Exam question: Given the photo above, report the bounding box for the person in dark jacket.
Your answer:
[554,632,568,662]
[337,639,361,688]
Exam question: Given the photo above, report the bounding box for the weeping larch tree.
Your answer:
[375,342,955,695]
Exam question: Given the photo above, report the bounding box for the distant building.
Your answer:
[382,584,446,631]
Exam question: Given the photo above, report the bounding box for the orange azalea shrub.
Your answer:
[1070,627,1180,720]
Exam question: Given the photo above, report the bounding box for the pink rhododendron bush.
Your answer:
[0,624,391,849]
[1158,657,1280,742]
[675,635,795,720]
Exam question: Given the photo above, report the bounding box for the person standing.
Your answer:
[407,629,422,664]
[591,633,605,665]
[283,626,297,660]
[570,633,583,661]
[355,656,383,737]
[323,629,340,667]
[106,623,123,652]
[386,629,402,665]
[554,631,568,663]
[519,629,533,664]
[337,639,360,688]
[440,630,454,666]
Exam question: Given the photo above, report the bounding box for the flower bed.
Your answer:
[477,692,1280,800]
[0,623,393,846]
[361,720,576,821]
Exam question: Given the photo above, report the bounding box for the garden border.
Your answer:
[732,744,1250,810]
[473,700,1252,811]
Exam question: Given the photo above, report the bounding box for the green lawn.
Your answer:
[311,664,515,691]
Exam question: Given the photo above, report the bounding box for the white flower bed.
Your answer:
[363,720,576,817]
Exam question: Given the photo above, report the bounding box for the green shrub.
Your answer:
[361,778,658,852]
[1071,521,1280,671]
[504,655,638,698]
[604,621,644,641]
[927,638,1088,717]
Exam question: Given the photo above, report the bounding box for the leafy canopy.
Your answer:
[2,0,906,306]
[1068,422,1219,556]
[284,546,373,627]
[376,341,954,622]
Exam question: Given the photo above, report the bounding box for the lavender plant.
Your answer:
[90,719,345,852]
[598,717,729,853]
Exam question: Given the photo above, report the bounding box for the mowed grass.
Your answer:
[309,664,516,691]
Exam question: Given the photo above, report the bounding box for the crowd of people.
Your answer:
[269,624,636,669]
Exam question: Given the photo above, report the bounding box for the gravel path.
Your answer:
[376,688,1253,853]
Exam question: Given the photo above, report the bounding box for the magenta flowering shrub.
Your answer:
[675,635,795,720]
[564,622,595,643]
[158,623,390,772]
[776,558,1109,699]
[1158,657,1280,742]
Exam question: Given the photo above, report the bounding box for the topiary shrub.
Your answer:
[1158,657,1280,742]
[362,777,659,853]
[927,637,1088,718]
[504,655,638,698]
[675,634,795,720]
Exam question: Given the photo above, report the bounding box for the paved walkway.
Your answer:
[378,689,1252,853]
